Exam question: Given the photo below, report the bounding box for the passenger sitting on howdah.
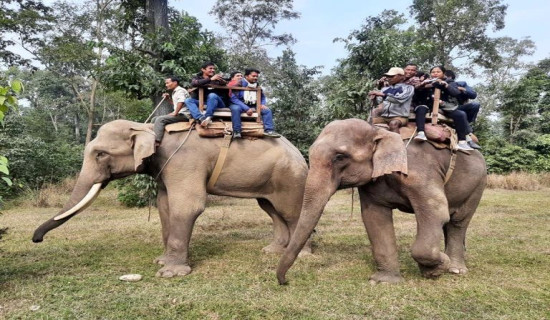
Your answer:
[152,61,280,143]
[371,64,481,152]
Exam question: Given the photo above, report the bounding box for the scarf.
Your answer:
[243,82,258,105]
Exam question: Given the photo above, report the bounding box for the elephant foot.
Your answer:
[369,271,403,284]
[156,264,192,278]
[154,254,168,265]
[419,254,451,279]
[262,243,286,254]
[448,262,468,275]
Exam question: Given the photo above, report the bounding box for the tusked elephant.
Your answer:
[33,119,309,277]
[277,119,487,284]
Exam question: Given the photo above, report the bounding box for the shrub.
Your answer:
[483,139,538,174]
[114,175,157,207]
[0,135,83,199]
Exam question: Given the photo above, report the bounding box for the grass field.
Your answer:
[1,188,549,319]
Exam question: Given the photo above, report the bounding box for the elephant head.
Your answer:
[33,120,155,242]
[277,119,407,284]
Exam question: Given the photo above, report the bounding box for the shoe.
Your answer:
[414,131,427,141]
[457,142,474,151]
[232,131,242,139]
[468,140,482,149]
[263,131,281,138]
[200,116,212,127]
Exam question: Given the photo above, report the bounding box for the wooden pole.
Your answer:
[144,96,166,123]
[431,88,441,125]
[256,87,262,123]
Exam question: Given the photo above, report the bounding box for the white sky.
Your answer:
[174,0,550,75]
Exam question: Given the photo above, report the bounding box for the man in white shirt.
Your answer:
[153,77,190,146]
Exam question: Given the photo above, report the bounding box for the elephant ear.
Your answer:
[371,128,408,179]
[130,126,156,172]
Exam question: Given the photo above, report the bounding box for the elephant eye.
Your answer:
[333,153,348,162]
[96,151,107,159]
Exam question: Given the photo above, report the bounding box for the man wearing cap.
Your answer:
[368,67,414,133]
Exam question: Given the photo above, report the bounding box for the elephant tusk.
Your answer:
[53,183,102,221]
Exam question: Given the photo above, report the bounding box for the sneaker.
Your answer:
[457,141,474,151]
[468,140,482,149]
[263,131,281,138]
[232,131,242,139]
[200,116,212,127]
[414,131,427,141]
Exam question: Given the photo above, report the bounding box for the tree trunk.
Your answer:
[86,80,98,145]
[146,0,168,33]
[74,113,81,142]
[145,0,169,118]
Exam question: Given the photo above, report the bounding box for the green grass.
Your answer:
[1,189,549,319]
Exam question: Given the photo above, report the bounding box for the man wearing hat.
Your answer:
[368,67,414,133]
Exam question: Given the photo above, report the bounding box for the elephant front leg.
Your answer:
[155,191,206,278]
[410,195,451,279]
[154,187,170,265]
[360,195,403,284]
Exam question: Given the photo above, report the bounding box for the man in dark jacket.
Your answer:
[445,70,481,149]
[228,68,280,138]
[185,61,227,127]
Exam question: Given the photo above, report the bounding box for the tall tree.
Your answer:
[0,0,52,66]
[209,0,300,73]
[270,49,321,156]
[410,0,508,70]
[103,10,226,114]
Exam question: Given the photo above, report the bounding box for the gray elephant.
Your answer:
[33,119,309,277]
[277,119,487,284]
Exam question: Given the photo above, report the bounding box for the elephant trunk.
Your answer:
[32,179,103,243]
[277,169,338,285]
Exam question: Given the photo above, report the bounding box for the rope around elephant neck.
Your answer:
[155,124,195,180]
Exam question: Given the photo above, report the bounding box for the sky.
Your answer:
[173,0,550,76]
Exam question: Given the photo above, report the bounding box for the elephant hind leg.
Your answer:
[444,184,485,275]
[257,198,290,254]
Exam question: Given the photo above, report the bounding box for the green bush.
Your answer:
[114,174,157,207]
[0,135,83,199]
[483,139,538,174]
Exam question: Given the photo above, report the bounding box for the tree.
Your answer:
[0,0,52,66]
[499,58,550,142]
[0,74,23,205]
[103,10,226,112]
[209,0,300,75]
[270,49,322,156]
[410,0,509,71]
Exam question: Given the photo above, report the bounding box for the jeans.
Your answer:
[414,105,469,140]
[152,114,189,142]
[185,93,226,120]
[229,104,275,132]
[458,102,480,133]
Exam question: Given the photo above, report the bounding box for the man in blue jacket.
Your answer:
[228,68,280,139]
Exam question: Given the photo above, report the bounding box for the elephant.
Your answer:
[33,119,309,277]
[277,118,487,284]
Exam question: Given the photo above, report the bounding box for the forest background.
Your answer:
[0,0,549,207]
